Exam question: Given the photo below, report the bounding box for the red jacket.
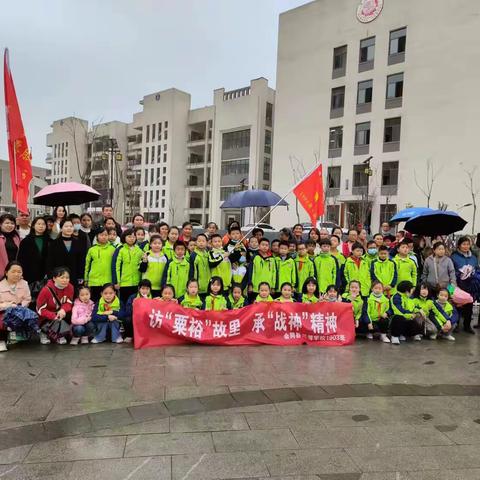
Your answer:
[36,279,74,324]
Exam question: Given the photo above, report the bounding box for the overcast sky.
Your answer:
[1,0,308,167]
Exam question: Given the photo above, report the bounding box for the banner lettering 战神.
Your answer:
[133,299,355,349]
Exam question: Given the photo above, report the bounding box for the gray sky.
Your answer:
[1,0,308,168]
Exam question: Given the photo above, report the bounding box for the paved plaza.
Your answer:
[0,336,480,479]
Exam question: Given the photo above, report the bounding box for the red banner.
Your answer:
[133,299,355,349]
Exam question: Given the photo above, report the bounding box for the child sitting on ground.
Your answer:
[427,288,458,341]
[413,284,434,318]
[341,280,364,329]
[364,281,390,343]
[91,283,123,344]
[123,279,152,343]
[70,286,95,345]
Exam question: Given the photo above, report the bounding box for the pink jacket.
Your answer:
[0,234,20,275]
[71,298,95,325]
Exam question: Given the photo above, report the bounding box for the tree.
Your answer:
[414,158,441,208]
[464,166,479,234]
[166,193,177,225]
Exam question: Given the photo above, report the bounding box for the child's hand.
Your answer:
[108,315,117,322]
[382,313,388,319]
[443,321,452,332]
[57,309,66,320]
[142,253,148,262]
[355,320,359,328]
[367,323,374,331]
[114,284,120,290]
[104,309,113,315]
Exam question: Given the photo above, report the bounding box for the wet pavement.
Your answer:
[0,335,480,479]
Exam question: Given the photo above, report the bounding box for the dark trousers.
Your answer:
[151,290,161,298]
[390,315,423,338]
[0,330,7,341]
[357,319,389,335]
[458,302,473,330]
[89,287,103,303]
[72,322,96,338]
[120,286,138,304]
[123,317,133,338]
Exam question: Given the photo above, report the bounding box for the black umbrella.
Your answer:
[404,210,467,235]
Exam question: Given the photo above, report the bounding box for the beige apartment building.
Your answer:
[46,78,274,227]
[271,0,480,232]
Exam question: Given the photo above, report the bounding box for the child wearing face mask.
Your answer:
[364,240,378,268]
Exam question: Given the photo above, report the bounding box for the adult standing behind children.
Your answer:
[421,242,456,294]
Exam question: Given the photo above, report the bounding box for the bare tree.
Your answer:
[167,193,177,225]
[414,158,441,208]
[464,166,479,234]
[288,155,306,224]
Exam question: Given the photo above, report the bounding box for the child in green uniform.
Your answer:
[255,282,273,303]
[341,280,364,329]
[189,234,211,297]
[394,240,418,287]
[227,283,246,309]
[314,239,339,294]
[413,284,434,318]
[163,226,180,261]
[84,227,116,301]
[302,277,319,303]
[164,242,190,298]
[364,281,391,343]
[305,240,317,262]
[203,276,228,311]
[277,282,295,303]
[364,240,378,268]
[135,227,149,251]
[342,243,371,297]
[323,284,340,302]
[112,228,144,303]
[247,238,277,303]
[330,235,346,268]
[275,241,297,295]
[208,234,232,292]
[179,279,203,309]
[371,245,397,298]
[139,235,168,297]
[427,288,458,341]
[295,242,315,300]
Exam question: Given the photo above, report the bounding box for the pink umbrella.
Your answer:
[33,182,101,206]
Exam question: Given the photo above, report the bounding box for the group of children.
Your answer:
[33,222,460,346]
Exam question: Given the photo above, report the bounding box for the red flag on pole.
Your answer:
[293,164,325,225]
[4,48,32,214]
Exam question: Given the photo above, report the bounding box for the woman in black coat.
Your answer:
[46,219,86,285]
[17,216,51,284]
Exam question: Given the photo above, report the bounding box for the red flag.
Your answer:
[4,49,32,214]
[293,164,325,225]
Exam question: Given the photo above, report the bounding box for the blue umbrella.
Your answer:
[220,189,288,209]
[390,207,434,223]
[404,210,467,235]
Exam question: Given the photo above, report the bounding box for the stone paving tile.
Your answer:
[346,445,480,472]
[165,385,229,401]
[364,425,454,447]
[88,418,170,437]
[0,461,73,479]
[398,469,480,479]
[124,432,214,457]
[171,412,249,433]
[195,373,258,386]
[0,445,32,465]
[172,452,269,479]
[262,448,360,476]
[440,422,480,444]
[245,411,328,430]
[67,456,171,480]
[291,426,375,449]
[212,428,299,452]
[25,436,126,463]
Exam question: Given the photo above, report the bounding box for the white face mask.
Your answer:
[73,224,81,232]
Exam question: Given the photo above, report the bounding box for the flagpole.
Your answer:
[237,161,322,243]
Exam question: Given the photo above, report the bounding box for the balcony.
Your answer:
[46,153,52,164]
[127,157,142,168]
[352,185,368,196]
[189,198,203,209]
[328,148,342,159]
[383,141,400,153]
[187,131,206,146]
[354,145,370,156]
[326,187,340,198]
[381,185,398,196]
[187,154,205,167]
[385,97,403,109]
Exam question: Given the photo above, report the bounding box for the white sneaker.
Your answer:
[123,337,133,344]
[90,338,101,344]
[0,341,7,352]
[115,337,124,344]
[40,333,51,345]
[391,336,400,345]
[429,334,437,340]
[8,331,17,343]
[81,336,89,344]
[443,334,455,341]
[70,337,80,345]
[380,334,391,343]
[399,335,407,342]
[366,333,373,340]
[57,337,67,345]
[413,334,423,341]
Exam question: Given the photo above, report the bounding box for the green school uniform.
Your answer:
[275,256,297,290]
[227,294,245,309]
[255,294,273,303]
[371,258,397,289]
[394,255,418,286]
[180,294,203,309]
[162,241,175,261]
[365,293,390,323]
[414,297,433,316]
[342,257,371,297]
[249,255,277,293]
[341,293,364,322]
[203,294,228,311]
[331,251,346,267]
[166,256,190,298]
[294,256,315,292]
[141,251,168,290]
[314,253,338,293]
[84,242,116,286]
[209,248,232,289]
[189,249,211,294]
[390,292,419,319]
[302,294,319,304]
[113,244,143,287]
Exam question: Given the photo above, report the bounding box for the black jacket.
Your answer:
[46,236,87,283]
[17,234,51,283]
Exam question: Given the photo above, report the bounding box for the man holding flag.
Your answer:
[4,48,33,214]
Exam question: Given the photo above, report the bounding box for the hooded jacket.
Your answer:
[189,249,211,294]
[342,257,371,296]
[112,244,143,287]
[139,251,168,290]
[164,256,190,298]
[314,253,338,293]
[71,298,95,325]
[84,242,116,286]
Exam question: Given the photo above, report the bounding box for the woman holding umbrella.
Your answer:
[50,206,68,240]
[451,236,479,334]
[46,219,86,286]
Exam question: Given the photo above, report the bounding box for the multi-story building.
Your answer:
[271,0,480,232]
[0,159,49,216]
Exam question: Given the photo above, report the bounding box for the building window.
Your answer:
[326,166,341,197]
[384,117,401,152]
[151,145,155,163]
[164,121,168,129]
[161,199,165,208]
[265,102,273,127]
[152,124,156,142]
[330,86,345,118]
[328,126,343,158]
[359,36,375,72]
[389,27,407,65]
[164,130,168,140]
[386,73,404,109]
[155,190,159,207]
[221,159,249,178]
[146,125,150,143]
[65,142,68,156]
[157,145,161,162]
[356,79,373,115]
[145,147,149,164]
[264,130,272,154]
[54,144,57,158]
[158,122,162,140]
[381,161,399,195]
[332,45,347,78]
[162,189,165,197]
[263,157,271,181]
[220,186,243,201]
[149,191,153,208]
[162,176,166,185]
[162,167,166,174]
[156,167,160,185]
[143,192,147,208]
[352,164,368,195]
[61,143,65,157]
[380,204,397,225]
[144,172,148,186]
[354,122,371,155]
[221,129,250,160]
[326,204,340,224]
[163,153,167,162]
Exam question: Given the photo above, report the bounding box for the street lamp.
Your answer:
[362,156,373,228]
